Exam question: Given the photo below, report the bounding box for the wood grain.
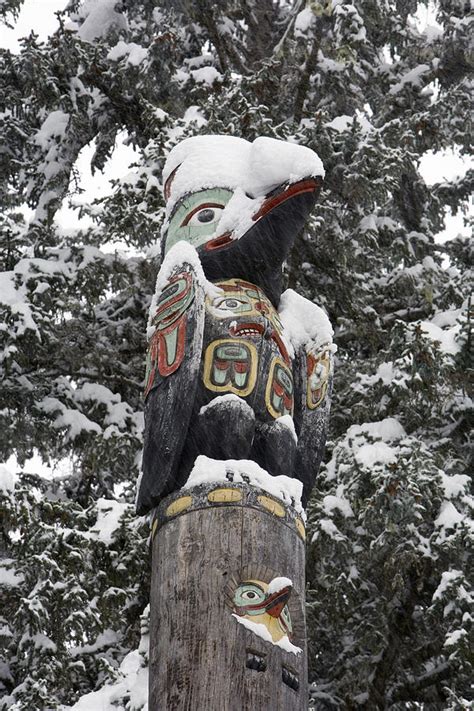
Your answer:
[149,490,307,710]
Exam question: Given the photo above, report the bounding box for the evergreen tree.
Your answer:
[0,1,471,708]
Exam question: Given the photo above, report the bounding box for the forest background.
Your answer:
[0,1,472,709]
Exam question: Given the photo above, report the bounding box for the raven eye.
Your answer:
[242,590,257,600]
[197,208,215,223]
[182,204,224,226]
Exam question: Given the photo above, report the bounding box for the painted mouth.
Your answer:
[229,323,264,338]
[204,231,233,251]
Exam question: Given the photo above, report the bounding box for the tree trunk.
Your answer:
[149,481,308,710]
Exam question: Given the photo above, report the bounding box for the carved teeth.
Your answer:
[235,328,259,336]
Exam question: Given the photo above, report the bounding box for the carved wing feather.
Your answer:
[136,262,205,515]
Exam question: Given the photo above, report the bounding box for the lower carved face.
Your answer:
[206,279,289,362]
[233,580,293,643]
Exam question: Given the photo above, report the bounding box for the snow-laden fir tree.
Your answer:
[0,1,472,708]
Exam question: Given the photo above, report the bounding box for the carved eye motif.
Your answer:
[242,590,258,600]
[212,296,251,314]
[234,583,265,608]
[182,204,224,226]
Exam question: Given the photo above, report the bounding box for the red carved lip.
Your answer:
[204,231,233,251]
[229,322,264,337]
[229,322,290,363]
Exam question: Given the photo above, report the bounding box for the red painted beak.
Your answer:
[265,586,292,618]
[252,178,321,221]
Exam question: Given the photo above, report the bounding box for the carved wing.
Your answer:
[136,262,205,515]
[292,344,333,508]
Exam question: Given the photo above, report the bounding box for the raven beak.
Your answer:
[265,586,292,618]
[252,178,321,222]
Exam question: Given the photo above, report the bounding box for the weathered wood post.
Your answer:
[149,482,307,710]
[137,135,333,710]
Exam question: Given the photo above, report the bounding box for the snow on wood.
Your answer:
[184,455,304,513]
[232,614,302,655]
[267,576,293,594]
[199,393,249,415]
[279,288,334,357]
[276,414,298,443]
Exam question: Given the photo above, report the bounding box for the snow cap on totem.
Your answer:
[161,135,325,259]
[163,134,325,212]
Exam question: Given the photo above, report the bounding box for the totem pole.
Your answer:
[137,135,333,710]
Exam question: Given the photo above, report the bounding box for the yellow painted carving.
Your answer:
[233,578,293,643]
[203,338,258,397]
[258,495,285,517]
[208,488,243,503]
[206,278,284,336]
[307,348,331,410]
[165,495,193,518]
[265,357,294,419]
[295,517,306,541]
[151,518,159,539]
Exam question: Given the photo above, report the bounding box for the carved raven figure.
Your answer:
[137,136,333,515]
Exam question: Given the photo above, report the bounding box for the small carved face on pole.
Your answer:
[233,580,293,643]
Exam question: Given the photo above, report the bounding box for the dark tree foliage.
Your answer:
[0,1,472,708]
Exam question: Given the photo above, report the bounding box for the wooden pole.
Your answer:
[149,482,307,711]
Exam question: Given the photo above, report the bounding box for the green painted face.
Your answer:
[233,583,266,612]
[164,188,234,254]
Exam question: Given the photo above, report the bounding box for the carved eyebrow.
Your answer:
[241,581,265,592]
[181,202,225,226]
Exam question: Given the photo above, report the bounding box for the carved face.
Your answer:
[307,348,331,409]
[233,579,293,643]
[164,188,234,255]
[206,279,289,363]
